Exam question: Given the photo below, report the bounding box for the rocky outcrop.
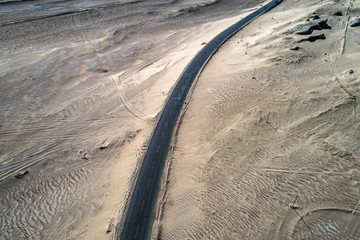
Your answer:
[298,34,326,42]
[292,18,331,35]
[350,17,360,27]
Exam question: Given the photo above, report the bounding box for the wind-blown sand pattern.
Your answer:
[2,0,360,239]
[158,0,360,239]
[0,0,264,239]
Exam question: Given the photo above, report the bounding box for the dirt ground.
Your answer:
[0,0,266,239]
[158,0,360,239]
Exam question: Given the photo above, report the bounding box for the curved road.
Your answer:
[119,1,283,239]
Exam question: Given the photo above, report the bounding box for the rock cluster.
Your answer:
[292,18,331,35]
[350,17,360,27]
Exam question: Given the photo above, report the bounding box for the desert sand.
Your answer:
[158,0,360,239]
[1,0,360,239]
[0,0,266,239]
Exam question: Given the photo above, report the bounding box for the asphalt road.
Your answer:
[119,1,283,239]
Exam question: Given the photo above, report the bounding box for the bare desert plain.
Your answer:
[1,0,360,239]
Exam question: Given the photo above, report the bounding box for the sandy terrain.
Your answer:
[0,0,269,239]
[159,0,360,239]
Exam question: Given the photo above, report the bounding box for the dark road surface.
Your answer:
[119,1,283,239]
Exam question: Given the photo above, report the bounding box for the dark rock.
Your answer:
[106,218,114,234]
[100,140,111,149]
[350,17,360,27]
[333,11,343,16]
[349,69,354,74]
[112,30,120,36]
[289,204,300,210]
[82,153,91,160]
[15,170,29,179]
[292,18,331,35]
[312,15,320,20]
[299,34,326,42]
[96,68,109,73]
[290,46,299,50]
[201,42,207,45]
